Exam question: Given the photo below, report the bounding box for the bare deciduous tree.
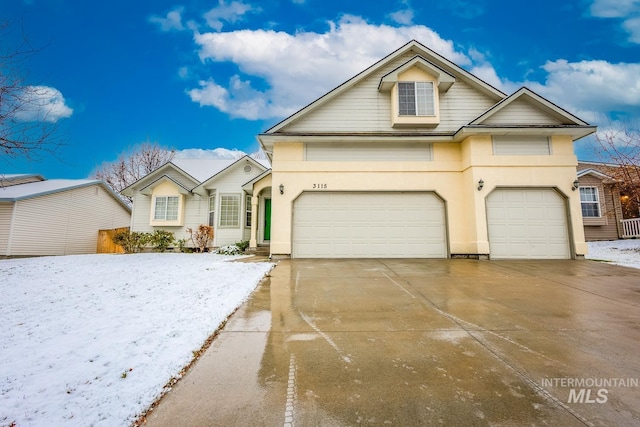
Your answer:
[1,22,69,162]
[593,123,640,218]
[92,141,175,202]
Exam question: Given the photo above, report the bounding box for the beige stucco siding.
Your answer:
[270,136,587,257]
[6,185,131,256]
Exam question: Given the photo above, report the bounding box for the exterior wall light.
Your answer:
[477,179,484,191]
[572,179,580,191]
[279,184,284,195]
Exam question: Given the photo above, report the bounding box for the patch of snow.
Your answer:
[586,239,640,270]
[0,253,273,427]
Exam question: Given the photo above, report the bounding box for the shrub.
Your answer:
[216,245,243,255]
[148,230,175,252]
[187,225,214,252]
[113,231,150,254]
[235,240,250,252]
[176,238,194,253]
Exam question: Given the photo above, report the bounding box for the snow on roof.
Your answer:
[170,158,236,183]
[0,179,104,201]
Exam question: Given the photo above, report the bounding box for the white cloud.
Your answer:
[149,7,185,31]
[589,0,640,43]
[189,15,471,120]
[204,0,257,31]
[13,86,73,123]
[174,147,247,159]
[622,16,640,43]
[590,0,640,18]
[524,59,640,121]
[389,1,415,25]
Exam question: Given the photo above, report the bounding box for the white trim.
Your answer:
[492,135,551,155]
[579,186,601,218]
[218,193,241,229]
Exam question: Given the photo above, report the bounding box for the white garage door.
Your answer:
[293,192,447,258]
[486,188,570,259]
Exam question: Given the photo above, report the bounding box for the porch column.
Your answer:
[250,195,259,248]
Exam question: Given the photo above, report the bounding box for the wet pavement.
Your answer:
[142,259,640,426]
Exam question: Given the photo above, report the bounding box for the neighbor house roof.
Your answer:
[577,168,617,181]
[0,178,131,211]
[0,174,46,186]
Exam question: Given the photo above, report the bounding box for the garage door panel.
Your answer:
[293,192,447,258]
[487,189,570,259]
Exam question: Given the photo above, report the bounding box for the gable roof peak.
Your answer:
[471,86,591,127]
[262,39,506,135]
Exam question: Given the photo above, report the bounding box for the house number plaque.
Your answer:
[312,184,328,189]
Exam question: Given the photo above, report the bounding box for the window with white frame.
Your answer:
[245,195,252,227]
[208,193,216,227]
[219,194,240,228]
[398,82,435,116]
[580,187,600,217]
[154,196,179,221]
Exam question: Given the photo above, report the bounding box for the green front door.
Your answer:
[264,199,271,241]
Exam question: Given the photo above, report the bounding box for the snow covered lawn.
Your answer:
[2,242,637,426]
[586,239,640,269]
[0,253,273,427]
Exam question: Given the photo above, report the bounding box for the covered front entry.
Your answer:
[292,191,447,258]
[486,188,571,259]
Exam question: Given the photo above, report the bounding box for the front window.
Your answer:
[245,195,252,227]
[399,81,435,116]
[580,187,600,217]
[154,196,179,221]
[208,194,216,227]
[219,194,240,228]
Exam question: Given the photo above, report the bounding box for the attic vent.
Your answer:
[243,164,252,173]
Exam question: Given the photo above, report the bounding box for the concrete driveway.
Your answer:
[143,259,640,426]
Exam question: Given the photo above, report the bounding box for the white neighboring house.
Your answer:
[0,174,132,257]
[121,156,271,249]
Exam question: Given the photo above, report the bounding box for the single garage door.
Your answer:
[292,192,447,258]
[486,188,570,259]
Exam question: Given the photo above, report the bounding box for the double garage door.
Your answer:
[292,189,571,259]
[293,192,447,258]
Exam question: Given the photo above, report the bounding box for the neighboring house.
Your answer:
[249,40,596,259]
[577,161,636,240]
[0,174,131,257]
[121,156,271,248]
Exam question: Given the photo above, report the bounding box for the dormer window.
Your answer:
[379,56,454,128]
[399,82,435,116]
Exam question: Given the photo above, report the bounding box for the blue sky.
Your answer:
[2,0,639,178]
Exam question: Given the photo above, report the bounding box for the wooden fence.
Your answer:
[97,227,129,254]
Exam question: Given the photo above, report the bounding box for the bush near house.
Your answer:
[187,225,214,253]
[148,230,175,252]
[113,231,151,254]
[113,230,175,253]
[215,240,249,256]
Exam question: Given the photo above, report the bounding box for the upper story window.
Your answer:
[378,57,454,128]
[580,187,601,217]
[398,82,435,116]
[154,196,179,221]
